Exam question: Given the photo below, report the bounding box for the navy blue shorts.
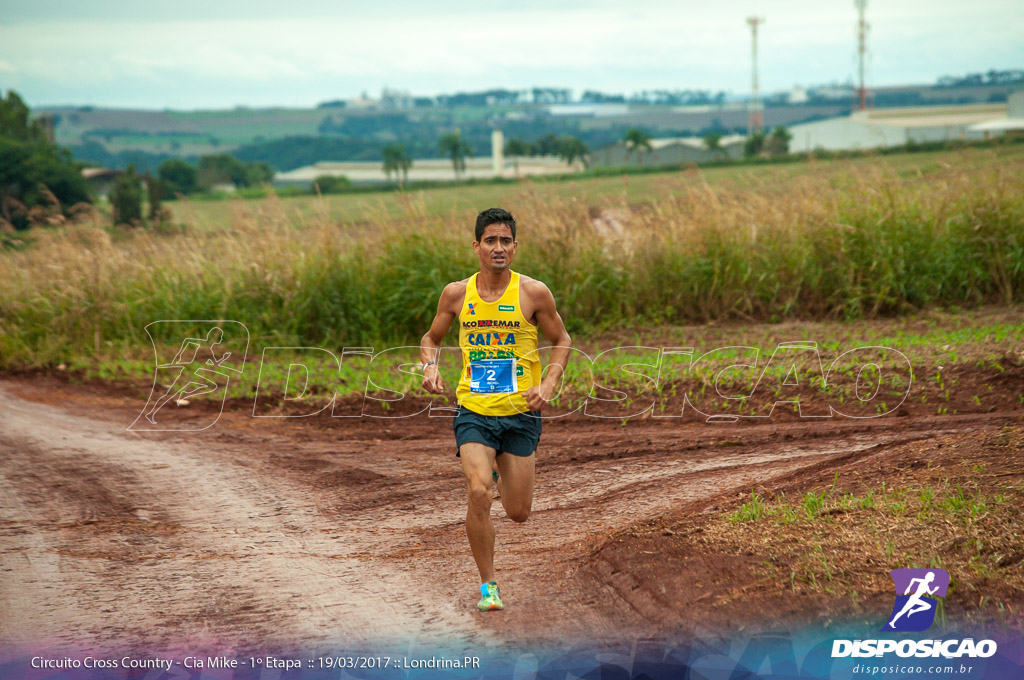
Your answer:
[453,405,542,457]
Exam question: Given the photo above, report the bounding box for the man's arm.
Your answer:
[420,282,463,394]
[523,280,572,411]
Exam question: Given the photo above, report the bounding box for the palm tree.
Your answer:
[439,130,473,181]
[765,126,793,156]
[624,127,652,165]
[744,131,766,157]
[503,137,533,177]
[703,132,724,160]
[382,143,412,187]
[535,133,560,156]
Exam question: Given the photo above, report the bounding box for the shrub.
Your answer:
[110,165,143,225]
[312,174,353,194]
[157,158,198,196]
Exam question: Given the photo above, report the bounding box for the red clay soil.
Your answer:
[0,371,1021,658]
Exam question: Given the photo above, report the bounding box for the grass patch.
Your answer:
[721,462,1020,616]
[730,479,1006,530]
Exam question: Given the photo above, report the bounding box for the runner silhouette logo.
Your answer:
[130,321,249,432]
[882,568,950,632]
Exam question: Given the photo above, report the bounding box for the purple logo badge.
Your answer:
[882,568,950,632]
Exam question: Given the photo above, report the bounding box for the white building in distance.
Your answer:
[274,157,574,187]
[968,91,1024,137]
[788,102,1009,153]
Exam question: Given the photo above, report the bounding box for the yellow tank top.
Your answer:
[456,271,541,416]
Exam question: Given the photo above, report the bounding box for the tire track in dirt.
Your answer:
[0,385,489,655]
[363,423,973,643]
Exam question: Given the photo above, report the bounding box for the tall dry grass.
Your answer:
[1,160,1022,367]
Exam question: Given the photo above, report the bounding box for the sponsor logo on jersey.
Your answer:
[461,319,521,329]
[467,332,517,346]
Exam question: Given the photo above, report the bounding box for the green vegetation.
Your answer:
[624,127,653,163]
[556,136,589,167]
[382,143,412,187]
[501,133,589,169]
[730,481,1002,528]
[744,131,765,156]
[109,165,143,225]
[743,127,791,157]
[157,159,199,196]
[2,147,1023,370]
[153,135,1023,208]
[107,165,171,228]
[765,126,792,156]
[196,153,272,190]
[732,492,768,522]
[1,90,92,230]
[504,137,532,177]
[312,175,354,194]
[49,308,1022,411]
[702,133,723,157]
[439,130,472,180]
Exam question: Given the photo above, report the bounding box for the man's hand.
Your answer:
[523,382,557,411]
[422,364,444,394]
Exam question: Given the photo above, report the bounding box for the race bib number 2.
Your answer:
[470,359,517,394]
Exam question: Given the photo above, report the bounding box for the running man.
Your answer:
[888,571,939,628]
[420,208,572,611]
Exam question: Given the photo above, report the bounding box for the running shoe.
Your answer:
[477,581,504,611]
[492,470,500,483]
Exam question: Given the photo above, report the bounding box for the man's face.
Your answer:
[473,223,517,272]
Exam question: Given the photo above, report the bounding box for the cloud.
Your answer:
[0,1,1021,108]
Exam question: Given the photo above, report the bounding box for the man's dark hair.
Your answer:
[475,208,516,241]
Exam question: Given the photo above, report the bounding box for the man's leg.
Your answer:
[460,442,498,583]
[495,452,535,523]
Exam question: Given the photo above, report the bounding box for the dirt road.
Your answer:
[0,378,1015,656]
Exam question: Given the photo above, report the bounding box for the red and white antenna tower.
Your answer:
[747,16,765,133]
[855,0,869,109]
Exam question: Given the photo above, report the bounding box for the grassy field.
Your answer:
[170,143,1024,228]
[2,145,1023,372]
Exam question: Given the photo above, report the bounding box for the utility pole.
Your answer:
[855,0,869,110]
[747,16,765,134]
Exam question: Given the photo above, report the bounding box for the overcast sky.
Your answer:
[1,0,1022,110]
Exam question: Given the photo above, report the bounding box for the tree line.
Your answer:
[155,154,273,196]
[351,126,790,186]
[105,153,275,227]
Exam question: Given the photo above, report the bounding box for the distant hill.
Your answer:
[39,79,1022,172]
